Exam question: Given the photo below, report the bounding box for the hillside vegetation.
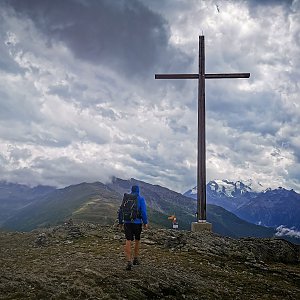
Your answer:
[1,178,280,241]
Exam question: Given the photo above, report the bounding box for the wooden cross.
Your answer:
[155,36,250,224]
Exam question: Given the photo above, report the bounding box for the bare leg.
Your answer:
[134,240,140,258]
[125,240,131,261]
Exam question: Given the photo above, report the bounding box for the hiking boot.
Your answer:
[133,257,140,266]
[125,261,132,271]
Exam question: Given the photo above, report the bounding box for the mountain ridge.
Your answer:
[0,178,278,240]
[184,179,300,231]
[1,178,299,243]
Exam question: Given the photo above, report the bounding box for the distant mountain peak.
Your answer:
[242,179,266,192]
[184,179,300,232]
[187,179,266,198]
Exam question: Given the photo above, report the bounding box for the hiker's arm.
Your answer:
[140,198,148,225]
[117,208,123,225]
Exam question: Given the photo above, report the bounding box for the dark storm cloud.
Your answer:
[8,147,32,162]
[248,0,294,7]
[47,84,71,98]
[27,156,118,187]
[206,82,286,137]
[167,119,188,134]
[0,0,299,192]
[0,154,8,165]
[0,18,23,74]
[5,0,189,77]
[247,0,294,18]
[0,44,22,74]
[0,89,42,123]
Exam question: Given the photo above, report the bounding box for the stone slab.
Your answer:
[191,221,212,232]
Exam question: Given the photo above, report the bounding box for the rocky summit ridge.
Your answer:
[1,222,299,299]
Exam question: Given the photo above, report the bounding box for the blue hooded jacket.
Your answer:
[118,185,148,225]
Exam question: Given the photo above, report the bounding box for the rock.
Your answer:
[35,233,47,247]
[67,225,83,239]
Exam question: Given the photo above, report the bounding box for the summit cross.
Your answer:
[155,36,250,230]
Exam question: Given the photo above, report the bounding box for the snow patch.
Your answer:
[190,187,197,195]
[187,179,270,197]
[216,180,235,197]
[243,179,266,192]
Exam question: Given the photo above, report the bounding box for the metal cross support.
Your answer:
[155,36,250,223]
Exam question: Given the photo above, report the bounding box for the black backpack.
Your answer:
[119,193,141,222]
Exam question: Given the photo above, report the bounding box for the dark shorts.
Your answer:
[124,223,142,241]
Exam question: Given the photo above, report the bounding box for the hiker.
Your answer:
[118,185,148,271]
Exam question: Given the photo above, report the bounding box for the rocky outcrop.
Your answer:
[1,223,299,299]
[35,232,48,247]
[144,229,300,264]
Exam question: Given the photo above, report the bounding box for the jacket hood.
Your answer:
[131,185,140,195]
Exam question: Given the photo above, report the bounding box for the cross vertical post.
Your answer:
[198,36,206,221]
[155,36,250,231]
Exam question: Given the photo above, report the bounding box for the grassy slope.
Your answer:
[207,204,275,238]
[1,180,280,240]
[2,182,120,231]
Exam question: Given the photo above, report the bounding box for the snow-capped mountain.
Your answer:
[184,180,300,230]
[235,187,300,230]
[186,179,265,198]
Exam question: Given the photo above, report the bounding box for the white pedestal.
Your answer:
[191,221,212,232]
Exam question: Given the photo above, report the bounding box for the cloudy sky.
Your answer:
[0,0,299,193]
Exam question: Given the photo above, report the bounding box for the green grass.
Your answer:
[207,204,275,238]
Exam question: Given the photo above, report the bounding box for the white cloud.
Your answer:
[0,0,299,194]
[275,225,300,239]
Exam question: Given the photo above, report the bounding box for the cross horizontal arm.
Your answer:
[155,74,198,79]
[205,73,250,79]
[155,73,250,80]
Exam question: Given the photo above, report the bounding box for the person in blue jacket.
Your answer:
[118,185,148,271]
